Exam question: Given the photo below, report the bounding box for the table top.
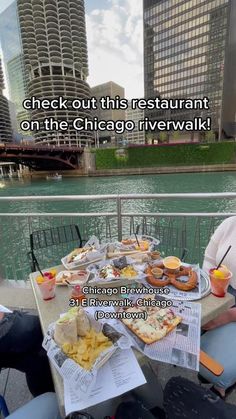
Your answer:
[29,265,235,415]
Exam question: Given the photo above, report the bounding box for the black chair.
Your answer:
[28,224,85,272]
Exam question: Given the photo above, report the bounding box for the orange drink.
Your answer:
[209,265,232,297]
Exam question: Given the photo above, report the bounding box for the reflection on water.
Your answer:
[1,172,236,214]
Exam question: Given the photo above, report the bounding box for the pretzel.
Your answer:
[145,265,171,287]
[145,264,198,291]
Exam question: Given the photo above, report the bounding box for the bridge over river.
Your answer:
[0,143,84,170]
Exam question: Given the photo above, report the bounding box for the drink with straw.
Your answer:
[209,265,232,297]
[36,269,57,300]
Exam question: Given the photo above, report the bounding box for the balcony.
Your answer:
[1,193,236,415]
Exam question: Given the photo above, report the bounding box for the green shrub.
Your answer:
[95,142,236,170]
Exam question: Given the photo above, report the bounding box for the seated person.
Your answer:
[203,216,236,294]
[0,310,54,397]
[6,393,61,419]
[200,216,236,398]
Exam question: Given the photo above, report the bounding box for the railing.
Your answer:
[0,193,236,280]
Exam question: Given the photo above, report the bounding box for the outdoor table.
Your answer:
[29,265,235,416]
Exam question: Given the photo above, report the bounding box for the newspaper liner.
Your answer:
[61,236,106,270]
[137,262,202,301]
[42,311,130,394]
[93,297,201,372]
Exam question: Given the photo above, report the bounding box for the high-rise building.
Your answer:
[143,0,236,138]
[0,57,12,142]
[0,1,29,136]
[91,81,125,144]
[17,0,92,146]
[126,102,145,144]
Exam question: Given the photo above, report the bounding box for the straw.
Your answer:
[216,245,232,270]
[134,233,140,247]
[35,260,45,279]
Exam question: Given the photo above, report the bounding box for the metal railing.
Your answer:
[0,193,236,280]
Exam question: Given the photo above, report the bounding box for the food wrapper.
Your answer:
[61,236,106,270]
[87,256,146,284]
[116,235,160,252]
[43,311,129,393]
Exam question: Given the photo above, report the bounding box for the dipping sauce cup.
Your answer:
[209,265,232,298]
[163,256,181,273]
[151,267,163,278]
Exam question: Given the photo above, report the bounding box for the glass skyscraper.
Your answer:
[0,1,29,136]
[143,0,236,138]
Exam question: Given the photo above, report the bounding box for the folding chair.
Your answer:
[28,224,85,272]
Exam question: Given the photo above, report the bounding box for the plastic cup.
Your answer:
[37,277,56,301]
[163,256,181,273]
[209,267,232,298]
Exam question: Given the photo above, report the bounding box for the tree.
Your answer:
[205,130,216,143]
[172,131,181,141]
[146,132,154,144]
[159,131,168,143]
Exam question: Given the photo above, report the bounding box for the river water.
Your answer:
[0,172,236,279]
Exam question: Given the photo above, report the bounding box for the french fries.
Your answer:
[62,329,112,370]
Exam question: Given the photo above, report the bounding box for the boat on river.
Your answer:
[46,173,62,181]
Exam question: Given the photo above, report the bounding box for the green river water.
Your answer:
[0,171,236,279]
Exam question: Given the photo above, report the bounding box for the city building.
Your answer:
[0,1,29,136]
[143,0,236,139]
[126,101,145,144]
[91,81,126,145]
[0,57,12,142]
[17,0,92,146]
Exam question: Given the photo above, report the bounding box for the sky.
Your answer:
[0,0,144,98]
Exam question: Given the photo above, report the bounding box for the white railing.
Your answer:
[0,193,236,280]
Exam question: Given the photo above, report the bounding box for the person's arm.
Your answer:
[0,312,4,321]
[203,308,236,330]
[202,219,230,272]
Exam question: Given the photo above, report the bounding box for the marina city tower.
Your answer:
[17,0,92,145]
[0,57,12,142]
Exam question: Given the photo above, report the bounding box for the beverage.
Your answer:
[209,265,232,297]
[36,270,57,300]
[69,285,85,304]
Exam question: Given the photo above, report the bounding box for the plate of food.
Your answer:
[118,235,160,252]
[143,256,203,300]
[88,256,145,284]
[52,308,122,371]
[120,303,182,344]
[61,236,105,270]
[55,270,90,286]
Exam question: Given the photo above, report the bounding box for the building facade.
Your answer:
[0,1,29,136]
[17,0,92,146]
[0,57,12,142]
[143,0,236,139]
[91,81,126,144]
[126,102,145,144]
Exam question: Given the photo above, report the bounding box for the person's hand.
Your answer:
[202,309,235,331]
[0,312,5,321]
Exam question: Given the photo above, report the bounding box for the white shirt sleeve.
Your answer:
[202,218,230,273]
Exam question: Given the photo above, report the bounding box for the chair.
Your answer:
[28,224,85,272]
